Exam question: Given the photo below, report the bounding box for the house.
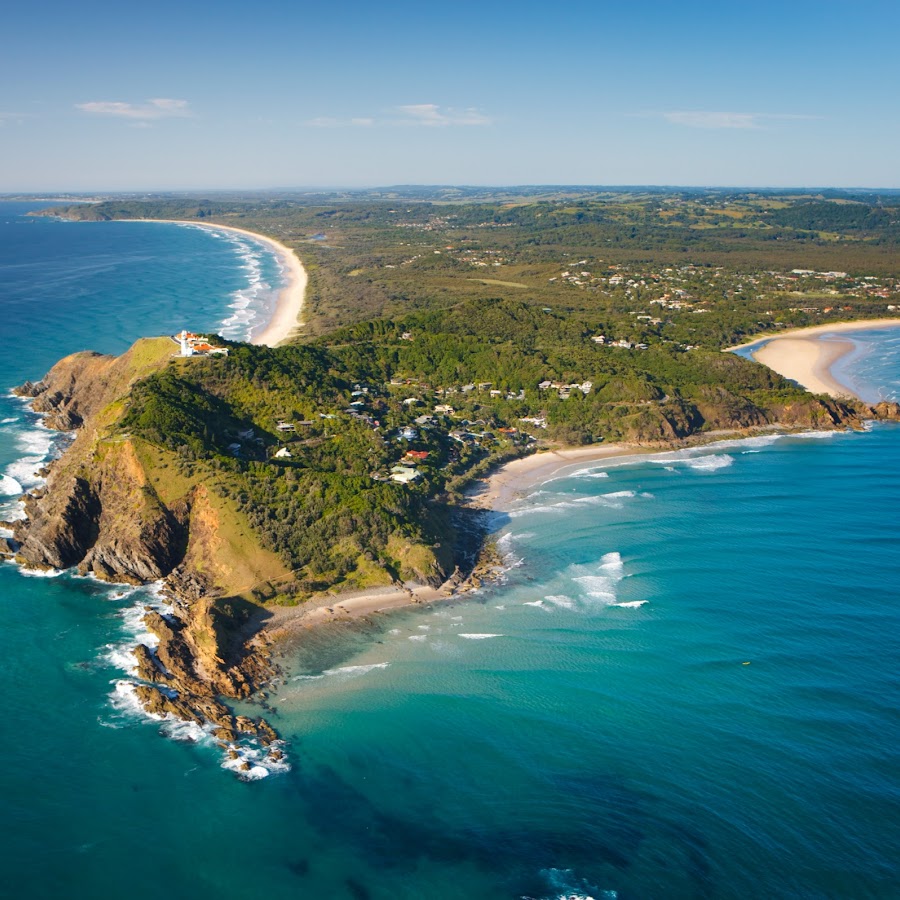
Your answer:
[399,427,418,441]
[276,422,296,432]
[404,450,430,461]
[538,380,553,390]
[274,447,292,459]
[434,404,455,415]
[390,466,421,484]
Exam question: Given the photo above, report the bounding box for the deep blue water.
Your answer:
[1,202,899,899]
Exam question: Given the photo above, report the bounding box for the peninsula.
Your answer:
[8,189,900,754]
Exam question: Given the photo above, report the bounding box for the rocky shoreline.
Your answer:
[0,345,290,773]
[3,342,900,775]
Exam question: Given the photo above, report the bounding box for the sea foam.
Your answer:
[569,552,628,607]
[0,474,22,496]
[204,231,280,342]
[109,678,290,780]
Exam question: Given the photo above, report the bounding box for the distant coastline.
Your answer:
[725,319,900,400]
[125,219,307,347]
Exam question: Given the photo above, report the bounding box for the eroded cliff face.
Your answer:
[14,440,184,582]
[8,341,285,759]
[596,392,870,444]
[11,343,183,580]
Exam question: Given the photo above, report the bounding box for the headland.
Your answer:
[11,194,900,775]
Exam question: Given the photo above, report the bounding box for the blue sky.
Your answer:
[2,0,898,190]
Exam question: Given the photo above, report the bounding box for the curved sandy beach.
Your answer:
[134,219,307,347]
[726,319,900,401]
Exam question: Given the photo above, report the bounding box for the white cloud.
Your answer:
[305,105,491,128]
[76,98,192,121]
[394,104,491,127]
[659,111,820,130]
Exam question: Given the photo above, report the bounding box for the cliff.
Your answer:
[8,339,289,762]
[580,390,871,445]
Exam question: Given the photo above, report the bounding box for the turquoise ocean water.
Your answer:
[1,202,899,898]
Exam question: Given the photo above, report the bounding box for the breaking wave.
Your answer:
[0,402,72,520]
[188,226,283,342]
[509,490,642,519]
[650,453,733,471]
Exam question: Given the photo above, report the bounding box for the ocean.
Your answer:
[1,201,899,899]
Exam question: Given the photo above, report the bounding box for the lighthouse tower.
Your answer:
[180,330,192,357]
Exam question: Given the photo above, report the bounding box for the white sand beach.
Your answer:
[208,224,307,347]
[726,319,900,400]
[465,443,652,510]
[262,582,453,641]
[134,219,307,346]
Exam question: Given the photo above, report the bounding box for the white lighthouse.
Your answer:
[180,330,193,357]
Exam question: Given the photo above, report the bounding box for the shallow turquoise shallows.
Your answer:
[1,202,899,899]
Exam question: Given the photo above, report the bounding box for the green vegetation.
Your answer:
[43,189,900,340]
[39,188,899,598]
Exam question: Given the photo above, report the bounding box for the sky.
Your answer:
[2,0,898,191]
